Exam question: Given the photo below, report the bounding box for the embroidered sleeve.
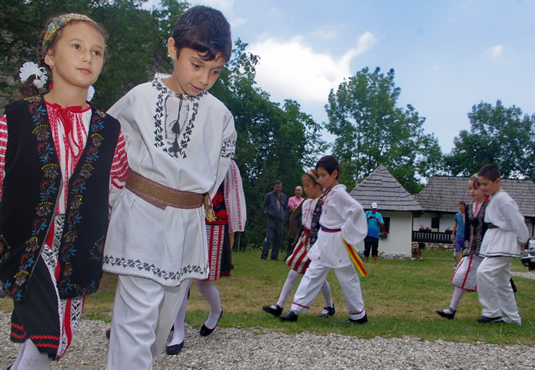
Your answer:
[0,115,7,199]
[109,131,128,209]
[110,131,128,190]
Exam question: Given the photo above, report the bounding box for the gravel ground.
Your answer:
[1,272,533,369]
[2,311,535,370]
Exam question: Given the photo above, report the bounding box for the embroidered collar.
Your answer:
[151,73,206,158]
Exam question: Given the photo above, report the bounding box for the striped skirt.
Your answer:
[286,228,311,274]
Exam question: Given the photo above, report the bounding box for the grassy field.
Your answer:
[2,249,534,345]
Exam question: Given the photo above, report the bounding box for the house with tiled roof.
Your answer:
[415,176,535,236]
[349,165,423,258]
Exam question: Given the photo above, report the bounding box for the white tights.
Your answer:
[11,339,52,370]
[169,279,223,346]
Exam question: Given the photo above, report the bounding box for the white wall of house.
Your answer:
[356,211,412,256]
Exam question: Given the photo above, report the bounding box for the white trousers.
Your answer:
[107,275,190,370]
[291,261,366,320]
[477,256,521,324]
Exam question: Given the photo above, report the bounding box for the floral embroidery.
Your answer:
[57,108,108,296]
[103,254,207,282]
[0,235,9,261]
[151,76,205,159]
[220,139,236,158]
[88,237,105,261]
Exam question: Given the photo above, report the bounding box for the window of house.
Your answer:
[431,217,440,230]
[383,217,390,233]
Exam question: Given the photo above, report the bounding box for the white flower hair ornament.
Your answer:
[19,62,48,89]
[87,85,95,102]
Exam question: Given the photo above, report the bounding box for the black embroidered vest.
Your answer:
[0,96,120,301]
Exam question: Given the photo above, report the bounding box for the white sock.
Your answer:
[12,339,52,370]
[321,279,333,308]
[277,270,299,308]
[169,280,192,346]
[197,280,222,329]
[449,286,464,312]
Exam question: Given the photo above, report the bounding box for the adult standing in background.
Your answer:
[288,186,304,212]
[452,201,466,264]
[287,186,305,256]
[364,203,384,264]
[261,180,287,261]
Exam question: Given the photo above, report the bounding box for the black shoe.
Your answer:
[318,304,336,318]
[279,311,298,322]
[200,307,223,336]
[105,328,111,339]
[263,304,283,317]
[342,313,368,324]
[476,315,501,323]
[436,309,456,320]
[166,341,184,355]
[271,257,281,261]
[260,257,267,260]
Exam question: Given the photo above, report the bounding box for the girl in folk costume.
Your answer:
[166,160,246,355]
[0,14,127,369]
[262,170,335,318]
[436,175,488,319]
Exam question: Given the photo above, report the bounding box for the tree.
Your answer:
[0,0,186,110]
[1,1,326,248]
[325,67,443,194]
[445,100,535,179]
[211,40,326,247]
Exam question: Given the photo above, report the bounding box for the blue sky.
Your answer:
[149,0,535,153]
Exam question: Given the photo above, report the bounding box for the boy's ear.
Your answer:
[333,169,339,179]
[495,178,501,186]
[167,37,177,60]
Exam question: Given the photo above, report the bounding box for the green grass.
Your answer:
[2,249,534,345]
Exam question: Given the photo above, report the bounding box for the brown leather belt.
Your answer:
[487,223,498,229]
[125,169,205,210]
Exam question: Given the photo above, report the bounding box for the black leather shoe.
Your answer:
[166,341,184,355]
[476,315,502,323]
[263,304,283,317]
[271,257,281,261]
[436,309,456,320]
[105,328,111,339]
[342,313,368,324]
[200,308,223,336]
[279,311,299,322]
[318,304,336,318]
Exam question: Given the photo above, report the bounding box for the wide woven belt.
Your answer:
[487,223,498,229]
[125,169,205,210]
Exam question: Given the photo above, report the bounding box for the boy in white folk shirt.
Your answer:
[279,155,369,324]
[476,164,529,325]
[103,6,236,369]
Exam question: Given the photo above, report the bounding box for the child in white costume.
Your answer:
[279,156,368,324]
[103,6,236,369]
[263,170,334,318]
[476,164,529,325]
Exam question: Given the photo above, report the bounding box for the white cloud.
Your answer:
[249,32,375,104]
[312,28,337,41]
[190,0,234,11]
[488,44,504,58]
